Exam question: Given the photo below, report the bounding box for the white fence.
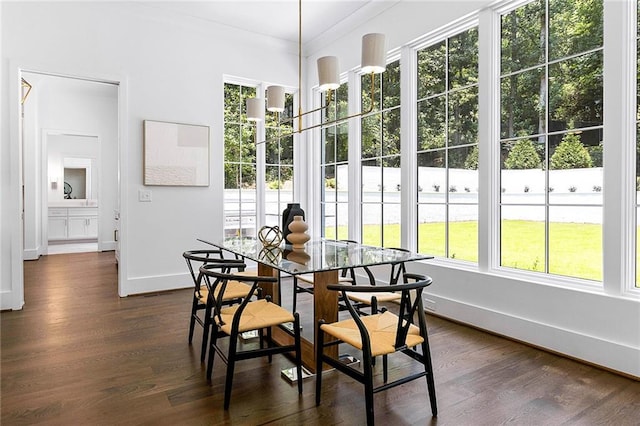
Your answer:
[224,166,614,231]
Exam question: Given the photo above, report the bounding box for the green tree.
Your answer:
[464,145,479,170]
[362,60,400,159]
[504,139,541,169]
[224,83,257,188]
[550,133,592,169]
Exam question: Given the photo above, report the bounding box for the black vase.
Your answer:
[282,203,305,242]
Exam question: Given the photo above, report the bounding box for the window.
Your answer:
[500,0,603,280]
[361,59,401,247]
[321,83,349,240]
[416,27,479,262]
[223,83,257,238]
[265,92,294,227]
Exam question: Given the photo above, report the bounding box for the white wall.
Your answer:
[306,0,640,378]
[1,2,297,305]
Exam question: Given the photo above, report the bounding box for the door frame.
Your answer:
[8,61,128,309]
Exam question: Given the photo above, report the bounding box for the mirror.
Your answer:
[63,157,92,199]
[47,134,99,205]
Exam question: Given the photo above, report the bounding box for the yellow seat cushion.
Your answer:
[196,280,252,303]
[218,299,295,334]
[320,311,424,357]
[345,291,401,305]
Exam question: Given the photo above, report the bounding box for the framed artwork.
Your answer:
[143,120,210,186]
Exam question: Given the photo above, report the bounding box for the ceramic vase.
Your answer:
[286,215,310,249]
[282,203,305,242]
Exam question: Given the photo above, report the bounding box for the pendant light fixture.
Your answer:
[246,0,387,141]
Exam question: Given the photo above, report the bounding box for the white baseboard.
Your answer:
[121,272,191,296]
[428,294,640,379]
[99,241,116,252]
[0,290,24,310]
[23,248,39,260]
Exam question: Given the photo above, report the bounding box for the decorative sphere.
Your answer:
[258,226,283,247]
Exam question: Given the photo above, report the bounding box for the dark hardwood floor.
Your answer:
[2,251,639,425]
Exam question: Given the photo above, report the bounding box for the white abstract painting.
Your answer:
[144,120,209,186]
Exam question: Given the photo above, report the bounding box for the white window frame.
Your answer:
[223,76,298,232]
[493,0,606,287]
[307,0,639,297]
[409,19,480,263]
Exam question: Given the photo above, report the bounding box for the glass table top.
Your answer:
[199,237,433,275]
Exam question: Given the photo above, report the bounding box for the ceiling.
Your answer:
[140,1,402,48]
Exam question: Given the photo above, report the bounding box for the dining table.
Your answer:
[198,237,433,373]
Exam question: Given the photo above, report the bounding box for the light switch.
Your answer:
[139,189,152,202]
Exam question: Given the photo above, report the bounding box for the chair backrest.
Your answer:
[199,264,278,330]
[327,273,433,351]
[183,250,238,298]
[387,247,411,285]
[336,240,376,284]
[338,242,412,287]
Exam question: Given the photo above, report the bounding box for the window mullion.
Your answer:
[256,83,266,229]
[478,7,500,272]
[400,45,417,251]
[348,70,362,244]
[603,0,637,295]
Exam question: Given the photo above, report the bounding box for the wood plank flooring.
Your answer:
[2,251,639,425]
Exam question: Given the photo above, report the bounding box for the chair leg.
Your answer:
[383,354,388,383]
[206,329,218,381]
[267,326,273,363]
[200,303,212,363]
[224,335,239,410]
[362,349,375,426]
[294,313,303,395]
[292,277,299,313]
[421,339,438,416]
[315,321,325,406]
[258,328,264,349]
[188,297,198,344]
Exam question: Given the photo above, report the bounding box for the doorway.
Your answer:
[20,71,119,276]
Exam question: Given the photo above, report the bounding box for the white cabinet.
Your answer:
[48,217,68,240]
[48,207,98,241]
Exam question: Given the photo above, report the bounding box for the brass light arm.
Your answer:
[255,73,375,145]
[277,89,334,125]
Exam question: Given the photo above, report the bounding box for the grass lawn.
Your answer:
[328,221,640,285]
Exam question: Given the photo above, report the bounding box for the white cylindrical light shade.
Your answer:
[361,33,387,74]
[267,85,286,112]
[246,97,265,121]
[317,56,340,92]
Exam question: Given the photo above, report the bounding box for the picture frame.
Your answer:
[143,120,210,186]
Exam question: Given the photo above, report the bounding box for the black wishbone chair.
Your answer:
[184,250,252,362]
[199,264,303,409]
[316,273,437,425]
